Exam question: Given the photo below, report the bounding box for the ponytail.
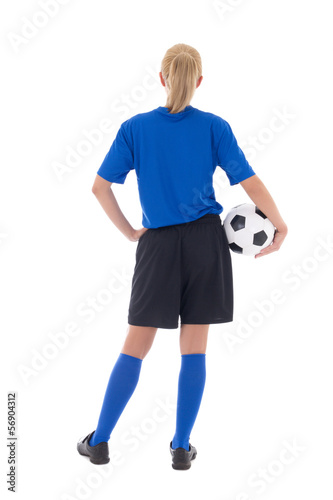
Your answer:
[161,43,202,114]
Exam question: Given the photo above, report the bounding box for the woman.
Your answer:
[77,43,288,470]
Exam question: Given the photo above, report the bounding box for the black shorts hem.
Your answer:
[128,320,179,329]
[128,317,234,329]
[180,317,234,325]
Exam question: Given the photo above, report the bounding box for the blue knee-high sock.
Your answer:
[89,353,142,446]
[172,353,206,451]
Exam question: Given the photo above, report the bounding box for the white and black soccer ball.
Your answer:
[223,203,276,256]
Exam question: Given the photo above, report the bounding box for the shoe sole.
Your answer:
[77,444,110,465]
[171,449,197,470]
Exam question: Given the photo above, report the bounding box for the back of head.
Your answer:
[161,43,202,114]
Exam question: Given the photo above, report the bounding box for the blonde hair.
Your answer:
[161,43,202,114]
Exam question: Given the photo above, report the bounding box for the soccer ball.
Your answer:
[223,203,276,256]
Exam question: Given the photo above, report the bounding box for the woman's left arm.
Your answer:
[92,175,147,242]
[239,174,288,258]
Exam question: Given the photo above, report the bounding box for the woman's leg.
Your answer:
[121,324,158,359]
[179,323,209,355]
[89,325,158,446]
[171,324,209,450]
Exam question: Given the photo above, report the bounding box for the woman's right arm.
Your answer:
[239,174,288,258]
[92,175,148,242]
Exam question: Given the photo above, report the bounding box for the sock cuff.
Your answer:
[119,353,143,364]
[181,353,206,357]
[181,353,206,365]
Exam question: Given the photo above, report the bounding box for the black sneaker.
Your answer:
[169,441,197,470]
[77,431,110,465]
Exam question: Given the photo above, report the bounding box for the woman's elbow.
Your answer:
[92,175,112,194]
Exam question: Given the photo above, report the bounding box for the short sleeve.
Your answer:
[217,120,256,185]
[97,123,134,184]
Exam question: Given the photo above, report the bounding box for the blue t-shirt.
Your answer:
[97,105,256,229]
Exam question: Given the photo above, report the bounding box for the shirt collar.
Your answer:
[156,105,194,117]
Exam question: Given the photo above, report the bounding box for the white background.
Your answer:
[1,0,332,499]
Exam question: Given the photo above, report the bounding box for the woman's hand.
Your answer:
[255,226,288,258]
[128,227,149,242]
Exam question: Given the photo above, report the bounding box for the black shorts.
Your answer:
[127,213,233,329]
